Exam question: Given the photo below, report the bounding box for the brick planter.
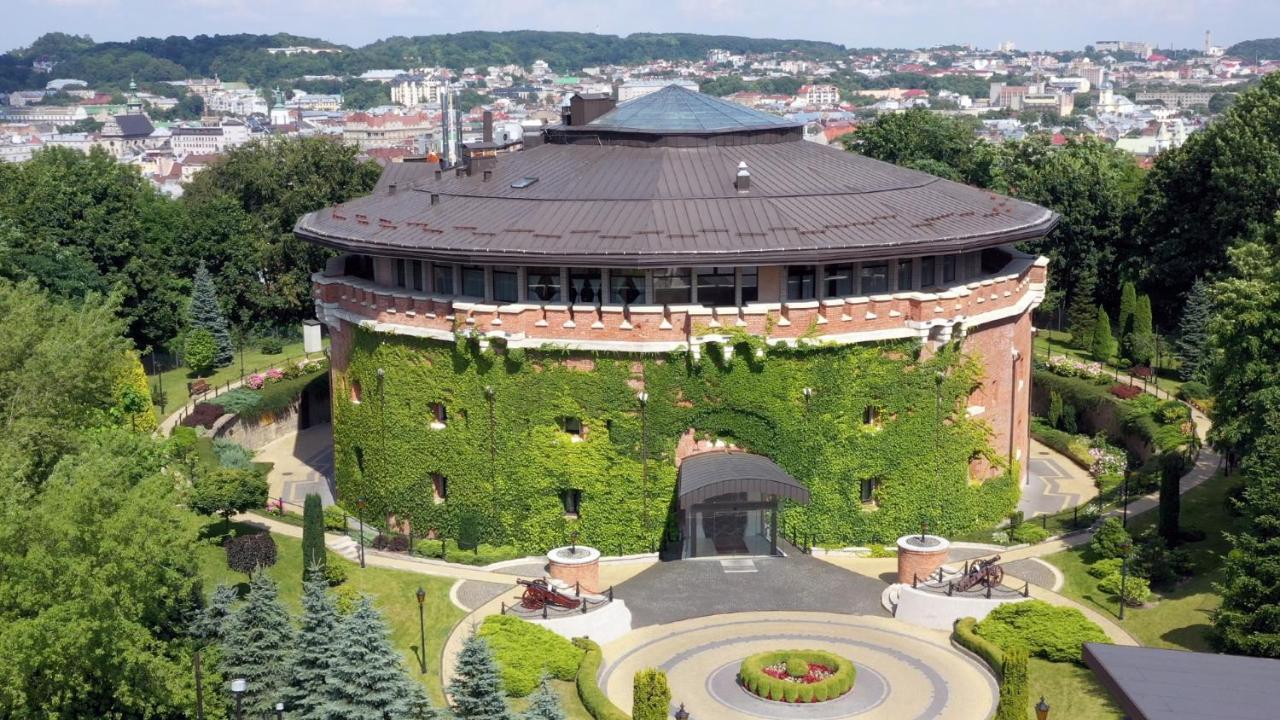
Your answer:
[896,534,951,585]
[546,545,600,593]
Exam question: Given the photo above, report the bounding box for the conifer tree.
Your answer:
[189,261,233,366]
[631,669,670,720]
[1067,266,1099,349]
[449,631,513,720]
[1175,279,1213,381]
[522,675,566,720]
[191,583,238,643]
[1118,281,1138,354]
[328,596,422,717]
[1129,294,1156,366]
[1214,434,1280,657]
[219,572,295,718]
[1090,306,1116,362]
[301,493,326,581]
[287,566,342,720]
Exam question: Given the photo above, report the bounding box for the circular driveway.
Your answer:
[598,612,997,720]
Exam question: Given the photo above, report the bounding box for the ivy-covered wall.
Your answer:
[332,326,1019,555]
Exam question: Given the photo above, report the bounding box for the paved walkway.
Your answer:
[598,612,997,720]
[1018,439,1097,517]
[258,423,336,506]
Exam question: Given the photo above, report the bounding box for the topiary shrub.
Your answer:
[1012,523,1050,544]
[631,668,670,720]
[225,532,277,575]
[974,600,1109,665]
[953,617,1004,674]
[994,645,1029,720]
[181,401,226,429]
[302,493,326,580]
[737,650,856,703]
[477,615,585,697]
[785,655,809,678]
[1090,517,1132,560]
[322,553,347,587]
[1099,573,1151,606]
[573,638,628,720]
[1087,557,1124,579]
[1110,384,1143,400]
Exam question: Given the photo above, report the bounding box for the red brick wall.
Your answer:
[962,310,1033,481]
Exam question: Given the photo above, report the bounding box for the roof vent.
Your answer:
[510,177,539,189]
[482,169,492,182]
[434,169,442,180]
[734,161,751,192]
[430,193,440,206]
[387,183,397,196]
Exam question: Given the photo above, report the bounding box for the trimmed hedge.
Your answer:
[1029,417,1092,470]
[573,638,628,720]
[477,615,584,697]
[994,646,1029,720]
[953,617,1005,675]
[738,650,856,703]
[974,600,1108,665]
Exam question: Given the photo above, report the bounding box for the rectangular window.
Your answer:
[860,263,889,294]
[431,473,447,503]
[740,267,759,303]
[527,267,562,303]
[896,259,913,291]
[430,402,447,425]
[568,268,602,304]
[824,264,854,297]
[696,266,736,307]
[492,266,518,303]
[942,255,957,284]
[433,263,455,295]
[920,257,937,288]
[561,489,582,516]
[411,260,423,291]
[350,380,363,404]
[863,405,881,425]
[461,265,485,298]
[395,258,407,288]
[786,265,816,300]
[860,478,877,504]
[653,268,692,305]
[609,269,646,305]
[562,416,582,436]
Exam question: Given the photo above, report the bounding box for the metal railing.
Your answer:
[500,582,616,619]
[168,351,325,428]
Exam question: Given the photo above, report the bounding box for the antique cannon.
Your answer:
[517,578,583,611]
[954,555,1005,593]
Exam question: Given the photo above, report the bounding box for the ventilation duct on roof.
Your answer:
[735,161,751,192]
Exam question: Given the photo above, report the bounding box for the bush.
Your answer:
[477,615,585,697]
[416,537,525,566]
[974,600,1109,665]
[1087,557,1124,579]
[1011,523,1050,544]
[190,467,268,525]
[371,533,410,552]
[212,439,254,470]
[181,401,226,429]
[573,638,629,720]
[185,328,218,377]
[737,650,856,703]
[1132,529,1193,588]
[225,533,277,575]
[333,583,362,614]
[324,504,348,531]
[1178,381,1211,401]
[1090,517,1132,560]
[994,646,1029,720]
[632,669,670,720]
[323,554,347,587]
[1099,572,1151,606]
[215,388,264,415]
[260,337,284,354]
[1110,384,1143,399]
[953,617,1004,673]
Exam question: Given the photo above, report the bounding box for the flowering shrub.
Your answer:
[1038,355,1105,380]
[265,367,285,382]
[739,650,856,703]
[245,374,265,390]
[1110,384,1142,399]
[1088,436,1126,477]
[265,498,285,516]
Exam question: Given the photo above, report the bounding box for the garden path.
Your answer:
[1018,439,1098,517]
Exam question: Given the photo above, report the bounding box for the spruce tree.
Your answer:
[1118,281,1138,353]
[189,261,233,366]
[449,631,513,720]
[1090,306,1116,362]
[1129,294,1156,366]
[1214,435,1280,657]
[287,566,342,720]
[219,572,295,718]
[302,493,326,581]
[328,596,423,718]
[1175,279,1213,381]
[1067,267,1099,349]
[191,583,238,643]
[522,675,566,720]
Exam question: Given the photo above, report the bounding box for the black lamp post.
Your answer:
[638,390,650,551]
[1122,471,1130,528]
[416,585,427,674]
[230,678,246,720]
[1035,695,1051,720]
[1119,539,1132,620]
[674,703,690,720]
[357,497,367,569]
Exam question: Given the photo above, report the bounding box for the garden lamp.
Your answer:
[274,702,284,720]
[674,703,690,720]
[1035,696,1050,720]
[415,586,428,674]
[230,678,246,720]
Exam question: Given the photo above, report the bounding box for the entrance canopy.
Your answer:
[677,452,811,507]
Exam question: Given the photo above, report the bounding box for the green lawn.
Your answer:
[149,339,327,416]
[1034,328,1184,398]
[1028,657,1121,719]
[1043,470,1239,652]
[508,679,593,720]
[197,520,466,707]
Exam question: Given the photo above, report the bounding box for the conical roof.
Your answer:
[587,85,800,134]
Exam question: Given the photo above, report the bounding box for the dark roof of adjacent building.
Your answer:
[106,114,155,138]
[678,452,811,507]
[1083,642,1280,720]
[295,89,1056,267]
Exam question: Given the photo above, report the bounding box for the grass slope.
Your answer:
[151,339,326,415]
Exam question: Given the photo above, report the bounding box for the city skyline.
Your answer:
[6,0,1277,57]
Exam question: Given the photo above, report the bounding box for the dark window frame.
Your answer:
[561,488,582,516]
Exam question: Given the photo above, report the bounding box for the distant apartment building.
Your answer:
[1094,40,1153,58]
[342,112,433,150]
[1134,91,1216,109]
[287,93,343,111]
[169,119,250,156]
[206,90,268,116]
[798,84,841,106]
[0,133,42,163]
[617,79,699,102]
[0,104,88,125]
[989,82,1074,115]
[266,46,343,55]
[1047,76,1091,93]
[390,76,443,106]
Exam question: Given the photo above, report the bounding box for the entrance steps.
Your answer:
[327,535,361,562]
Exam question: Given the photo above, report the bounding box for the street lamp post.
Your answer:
[416,586,427,674]
[1119,540,1132,620]
[1122,472,1130,528]
[230,678,246,720]
[638,390,650,552]
[1035,696,1051,720]
[357,497,367,569]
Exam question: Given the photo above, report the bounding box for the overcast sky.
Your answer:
[6,0,1276,55]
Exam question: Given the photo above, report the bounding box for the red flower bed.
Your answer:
[181,402,226,428]
[1110,384,1143,399]
[762,662,835,685]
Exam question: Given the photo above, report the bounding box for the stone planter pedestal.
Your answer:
[547,545,601,593]
[896,534,951,585]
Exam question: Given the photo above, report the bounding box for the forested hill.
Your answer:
[0,30,847,91]
[1226,38,1280,61]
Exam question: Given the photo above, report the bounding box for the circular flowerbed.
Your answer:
[738,650,856,703]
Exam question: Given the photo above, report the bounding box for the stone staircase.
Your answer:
[327,535,361,562]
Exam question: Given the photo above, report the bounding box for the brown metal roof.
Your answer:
[678,452,811,507]
[296,133,1057,267]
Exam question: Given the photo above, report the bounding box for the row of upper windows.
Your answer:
[347,250,1004,306]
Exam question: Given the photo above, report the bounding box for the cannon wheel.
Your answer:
[988,565,1004,587]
